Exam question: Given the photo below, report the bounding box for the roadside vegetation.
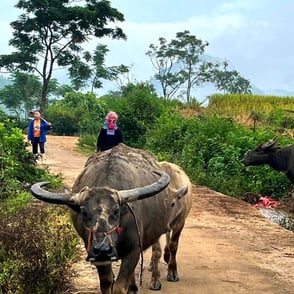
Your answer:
[1,87,294,292]
[0,1,293,292]
[0,119,79,293]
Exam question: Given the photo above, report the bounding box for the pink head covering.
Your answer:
[105,111,118,121]
[105,111,118,130]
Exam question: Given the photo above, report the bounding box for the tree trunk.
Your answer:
[40,82,48,114]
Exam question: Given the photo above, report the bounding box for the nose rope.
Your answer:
[86,228,95,253]
[85,225,123,253]
[125,203,144,286]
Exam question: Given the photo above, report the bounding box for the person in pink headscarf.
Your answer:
[96,111,123,152]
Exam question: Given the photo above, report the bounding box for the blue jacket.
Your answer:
[27,119,52,143]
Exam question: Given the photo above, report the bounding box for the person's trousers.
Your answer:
[32,137,45,154]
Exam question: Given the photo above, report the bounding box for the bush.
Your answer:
[100,83,165,148]
[46,92,106,136]
[0,120,48,199]
[0,118,73,293]
[0,205,79,294]
[146,113,293,198]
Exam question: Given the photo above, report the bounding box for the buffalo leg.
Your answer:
[163,232,171,264]
[148,239,162,290]
[165,224,185,282]
[128,274,139,294]
[114,250,140,294]
[96,264,114,294]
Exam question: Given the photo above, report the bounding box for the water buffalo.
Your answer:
[243,137,294,184]
[30,143,192,294]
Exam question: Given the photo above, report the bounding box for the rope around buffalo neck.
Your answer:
[126,203,144,286]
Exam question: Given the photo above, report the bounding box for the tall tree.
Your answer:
[0,72,59,119]
[0,0,126,113]
[0,72,41,119]
[68,44,129,92]
[146,30,216,102]
[211,62,252,94]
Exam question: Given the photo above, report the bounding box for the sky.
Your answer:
[1,0,294,99]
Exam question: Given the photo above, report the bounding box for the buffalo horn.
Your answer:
[261,137,278,149]
[119,170,170,203]
[30,182,75,206]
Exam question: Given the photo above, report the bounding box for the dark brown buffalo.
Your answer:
[243,137,294,184]
[30,143,192,294]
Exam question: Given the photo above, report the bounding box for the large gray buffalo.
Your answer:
[243,137,294,184]
[30,143,192,294]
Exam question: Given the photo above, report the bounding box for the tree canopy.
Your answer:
[211,61,252,94]
[146,30,252,102]
[68,44,129,92]
[0,0,126,113]
[146,30,215,102]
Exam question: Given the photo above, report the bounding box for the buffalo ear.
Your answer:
[170,186,188,208]
[175,186,188,200]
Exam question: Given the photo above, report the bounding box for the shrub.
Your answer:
[0,205,79,294]
[146,113,292,198]
[46,92,106,136]
[0,120,48,199]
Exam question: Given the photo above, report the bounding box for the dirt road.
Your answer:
[42,135,294,294]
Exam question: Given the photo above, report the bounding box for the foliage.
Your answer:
[0,118,72,293]
[0,72,42,119]
[0,205,79,293]
[76,82,169,150]
[146,31,252,102]
[146,30,214,102]
[208,94,294,130]
[0,120,49,199]
[265,108,294,130]
[0,0,126,113]
[146,113,292,198]
[0,108,7,121]
[145,111,188,161]
[0,72,60,120]
[1,88,294,292]
[68,44,129,92]
[211,62,252,94]
[46,92,106,136]
[77,133,98,155]
[102,83,165,148]
[208,94,294,117]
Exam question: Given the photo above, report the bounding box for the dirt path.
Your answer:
[42,135,294,294]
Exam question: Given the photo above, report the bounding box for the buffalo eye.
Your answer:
[110,206,120,220]
[113,207,120,215]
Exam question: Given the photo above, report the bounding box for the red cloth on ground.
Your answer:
[254,196,280,208]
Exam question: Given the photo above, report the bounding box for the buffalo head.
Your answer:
[30,170,170,264]
[243,137,281,166]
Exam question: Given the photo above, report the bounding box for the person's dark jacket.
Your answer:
[96,127,123,151]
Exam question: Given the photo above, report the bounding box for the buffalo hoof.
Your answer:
[167,272,179,282]
[149,279,162,291]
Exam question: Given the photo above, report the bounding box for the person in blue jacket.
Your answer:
[27,110,52,158]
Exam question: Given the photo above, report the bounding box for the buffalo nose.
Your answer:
[94,243,112,254]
